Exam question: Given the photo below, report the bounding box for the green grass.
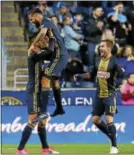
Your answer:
[2,144,134,154]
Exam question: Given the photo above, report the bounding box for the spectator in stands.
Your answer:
[23,0,54,41]
[98,29,120,56]
[63,58,84,83]
[118,45,134,76]
[116,45,134,86]
[52,1,66,15]
[84,6,104,71]
[120,73,134,105]
[126,1,134,46]
[107,2,130,47]
[36,0,54,18]
[57,4,72,24]
[124,46,134,76]
[16,1,38,26]
[17,1,38,41]
[72,13,84,34]
[62,16,84,59]
[51,15,62,32]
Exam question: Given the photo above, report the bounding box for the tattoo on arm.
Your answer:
[31,28,48,46]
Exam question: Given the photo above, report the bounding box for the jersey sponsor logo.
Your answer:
[1,97,23,105]
[97,71,110,79]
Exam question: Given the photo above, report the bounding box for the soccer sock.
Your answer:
[107,122,117,147]
[18,124,34,150]
[40,90,50,113]
[95,120,110,137]
[53,87,63,110]
[38,124,49,149]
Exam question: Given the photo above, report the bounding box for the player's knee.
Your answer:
[106,115,114,124]
[28,113,38,120]
[38,119,47,127]
[28,113,38,127]
[92,116,101,124]
[41,77,51,89]
[28,120,37,128]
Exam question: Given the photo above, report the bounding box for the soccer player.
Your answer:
[28,8,68,118]
[16,8,68,154]
[74,39,125,154]
[16,55,59,154]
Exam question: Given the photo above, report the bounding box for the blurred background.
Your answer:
[1,0,134,90]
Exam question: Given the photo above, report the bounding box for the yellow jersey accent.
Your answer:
[98,59,110,98]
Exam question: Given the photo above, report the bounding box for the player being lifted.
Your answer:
[74,39,125,154]
[16,8,68,154]
[28,8,68,118]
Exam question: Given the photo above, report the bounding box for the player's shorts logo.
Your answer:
[45,68,50,75]
[97,71,110,79]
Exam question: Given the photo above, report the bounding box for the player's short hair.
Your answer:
[101,39,113,49]
[29,8,43,16]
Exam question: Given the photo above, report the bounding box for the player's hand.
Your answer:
[47,29,53,38]
[33,46,41,53]
[73,74,80,81]
[28,45,35,56]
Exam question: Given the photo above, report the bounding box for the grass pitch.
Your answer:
[1,144,134,154]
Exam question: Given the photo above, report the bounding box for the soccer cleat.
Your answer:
[16,149,28,154]
[110,147,119,154]
[32,112,50,123]
[41,148,60,154]
[50,109,65,117]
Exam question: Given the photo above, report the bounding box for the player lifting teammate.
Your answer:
[16,8,68,154]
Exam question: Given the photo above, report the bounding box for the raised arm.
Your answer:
[28,27,48,56]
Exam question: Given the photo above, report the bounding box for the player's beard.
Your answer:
[34,21,40,28]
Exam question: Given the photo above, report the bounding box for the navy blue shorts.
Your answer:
[26,91,49,114]
[92,94,117,117]
[26,59,49,115]
[44,50,68,78]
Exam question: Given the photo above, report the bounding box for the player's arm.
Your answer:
[73,57,98,81]
[50,21,65,50]
[30,47,53,62]
[73,72,91,81]
[28,27,48,56]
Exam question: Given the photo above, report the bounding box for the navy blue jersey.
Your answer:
[41,17,67,56]
[92,56,124,97]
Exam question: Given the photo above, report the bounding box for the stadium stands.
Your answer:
[2,1,28,89]
[1,1,134,90]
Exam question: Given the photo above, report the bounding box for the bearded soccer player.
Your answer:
[74,39,125,154]
[28,8,68,118]
[16,8,68,154]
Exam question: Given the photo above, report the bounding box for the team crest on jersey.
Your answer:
[97,71,110,79]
